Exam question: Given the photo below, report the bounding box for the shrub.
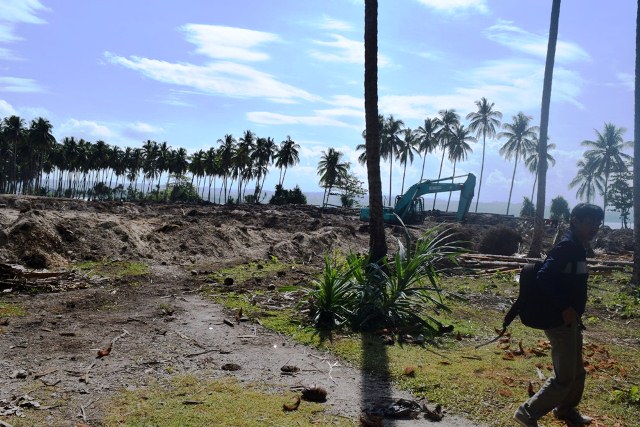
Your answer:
[550,196,570,222]
[269,185,307,205]
[520,197,535,218]
[478,225,522,255]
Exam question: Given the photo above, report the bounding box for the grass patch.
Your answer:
[205,257,295,285]
[205,263,640,427]
[74,259,149,279]
[0,300,26,318]
[103,375,355,427]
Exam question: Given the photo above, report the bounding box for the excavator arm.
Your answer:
[360,173,476,224]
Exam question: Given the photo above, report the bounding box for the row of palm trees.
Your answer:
[357,99,632,215]
[0,115,301,203]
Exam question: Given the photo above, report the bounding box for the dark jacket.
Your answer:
[536,230,588,328]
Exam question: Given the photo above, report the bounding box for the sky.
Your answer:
[0,0,635,210]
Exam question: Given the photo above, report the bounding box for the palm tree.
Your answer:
[633,0,640,286]
[252,136,276,202]
[217,134,236,203]
[415,117,440,182]
[2,115,26,194]
[317,148,349,208]
[529,0,561,257]
[569,157,605,203]
[433,109,459,209]
[380,115,404,205]
[525,136,556,202]
[466,98,502,212]
[498,112,539,215]
[445,124,476,211]
[581,123,633,211]
[27,117,56,194]
[274,136,300,187]
[364,0,387,261]
[397,128,419,195]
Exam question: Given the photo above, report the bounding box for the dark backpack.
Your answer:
[502,261,558,330]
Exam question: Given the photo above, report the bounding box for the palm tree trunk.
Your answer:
[364,0,387,262]
[529,0,561,257]
[432,151,445,210]
[475,132,487,213]
[506,154,519,215]
[419,153,427,182]
[446,161,457,212]
[388,159,393,207]
[632,0,640,286]
[400,157,407,195]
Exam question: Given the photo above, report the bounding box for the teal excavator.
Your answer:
[360,173,476,225]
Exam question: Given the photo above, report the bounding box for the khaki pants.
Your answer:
[524,321,585,420]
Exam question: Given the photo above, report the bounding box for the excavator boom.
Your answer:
[360,173,475,225]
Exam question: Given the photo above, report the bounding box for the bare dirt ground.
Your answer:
[0,195,634,427]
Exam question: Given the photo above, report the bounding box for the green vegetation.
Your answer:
[74,259,149,279]
[104,375,354,427]
[207,259,640,426]
[0,300,25,318]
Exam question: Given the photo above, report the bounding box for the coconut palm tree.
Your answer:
[445,124,476,211]
[633,0,640,286]
[498,112,539,215]
[317,148,349,208]
[432,109,459,209]
[252,136,276,202]
[397,128,419,195]
[26,117,56,194]
[381,115,404,205]
[569,157,605,204]
[525,136,556,202]
[466,98,502,212]
[415,117,440,182]
[2,115,26,194]
[274,136,300,187]
[217,134,236,203]
[581,123,633,211]
[364,0,387,262]
[529,0,562,257]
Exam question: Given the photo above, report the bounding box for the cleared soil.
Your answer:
[0,195,634,426]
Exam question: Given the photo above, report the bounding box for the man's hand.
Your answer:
[562,307,578,326]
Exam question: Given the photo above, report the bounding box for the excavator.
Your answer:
[360,173,476,225]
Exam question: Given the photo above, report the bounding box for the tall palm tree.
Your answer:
[432,109,459,209]
[569,157,605,204]
[525,136,556,202]
[252,136,276,202]
[2,115,26,194]
[633,0,640,286]
[529,0,561,257]
[317,148,349,208]
[217,134,236,203]
[380,115,404,205]
[498,112,539,215]
[364,0,387,261]
[581,123,633,211]
[27,117,56,194]
[466,97,502,212]
[274,136,300,187]
[415,117,440,182]
[397,128,419,195]
[445,124,476,211]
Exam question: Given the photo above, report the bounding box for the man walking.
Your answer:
[514,203,604,427]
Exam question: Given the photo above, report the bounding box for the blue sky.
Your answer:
[0,0,635,208]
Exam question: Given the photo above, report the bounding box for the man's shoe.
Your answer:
[553,408,593,424]
[514,405,539,427]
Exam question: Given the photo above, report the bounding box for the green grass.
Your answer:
[0,300,26,318]
[205,257,294,284]
[205,265,640,427]
[74,259,149,279]
[104,375,355,427]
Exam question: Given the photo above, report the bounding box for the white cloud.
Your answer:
[414,0,489,15]
[309,34,390,67]
[247,111,352,127]
[617,72,634,91]
[0,0,47,24]
[105,52,316,104]
[317,15,353,32]
[180,24,280,62]
[484,21,591,63]
[0,76,42,92]
[126,121,164,134]
[58,119,115,140]
[0,99,16,116]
